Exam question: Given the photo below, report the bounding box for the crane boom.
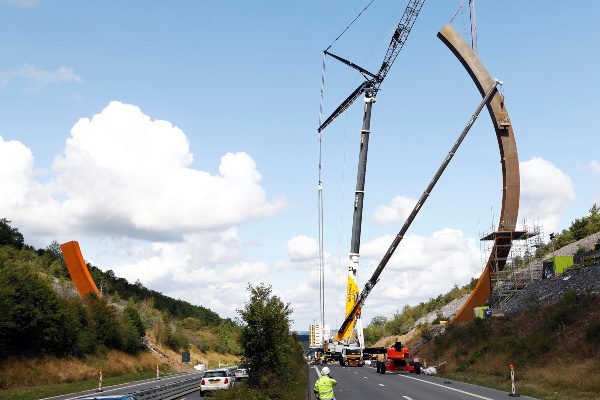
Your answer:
[318,0,427,134]
[375,0,427,89]
[335,79,502,339]
[319,0,427,346]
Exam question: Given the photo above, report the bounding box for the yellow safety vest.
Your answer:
[314,375,337,400]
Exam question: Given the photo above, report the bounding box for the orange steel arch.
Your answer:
[437,24,520,324]
[60,241,100,299]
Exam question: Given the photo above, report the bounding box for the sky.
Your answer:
[1,0,598,333]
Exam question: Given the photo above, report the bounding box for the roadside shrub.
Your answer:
[546,290,591,331]
[166,330,190,352]
[586,319,600,343]
[417,323,433,341]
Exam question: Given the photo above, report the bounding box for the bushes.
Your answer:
[545,290,592,332]
[586,319,600,343]
[0,265,147,358]
[236,283,307,399]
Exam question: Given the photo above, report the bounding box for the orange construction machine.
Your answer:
[374,342,421,375]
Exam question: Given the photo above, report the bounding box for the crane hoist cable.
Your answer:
[324,0,375,52]
[449,0,477,54]
[317,51,326,330]
[469,0,478,53]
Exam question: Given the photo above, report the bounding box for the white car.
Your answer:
[234,368,248,380]
[200,369,235,397]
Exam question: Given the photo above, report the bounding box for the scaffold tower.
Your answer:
[480,219,544,311]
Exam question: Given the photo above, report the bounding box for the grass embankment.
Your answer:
[0,350,167,400]
[0,345,243,400]
[414,291,600,400]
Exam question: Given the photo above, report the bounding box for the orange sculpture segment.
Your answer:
[437,24,521,324]
[60,241,100,299]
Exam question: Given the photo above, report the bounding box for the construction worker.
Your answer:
[314,366,337,400]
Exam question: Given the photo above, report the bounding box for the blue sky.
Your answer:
[1,0,598,332]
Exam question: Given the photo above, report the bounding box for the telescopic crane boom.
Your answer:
[318,0,427,345]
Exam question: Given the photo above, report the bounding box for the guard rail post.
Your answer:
[157,364,160,380]
[508,364,520,397]
[97,369,103,392]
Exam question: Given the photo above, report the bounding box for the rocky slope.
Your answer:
[414,232,600,324]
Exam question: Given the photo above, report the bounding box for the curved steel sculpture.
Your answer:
[60,241,100,299]
[437,24,520,324]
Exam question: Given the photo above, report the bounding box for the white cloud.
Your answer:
[0,64,82,91]
[373,195,417,226]
[287,235,318,262]
[0,136,35,205]
[48,101,288,238]
[518,157,575,233]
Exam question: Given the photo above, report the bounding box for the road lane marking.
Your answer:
[402,396,413,400]
[378,384,385,387]
[399,375,495,399]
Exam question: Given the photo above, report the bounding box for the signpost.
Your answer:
[181,352,190,373]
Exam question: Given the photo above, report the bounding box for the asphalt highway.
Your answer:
[308,362,537,400]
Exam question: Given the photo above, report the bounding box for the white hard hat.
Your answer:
[321,366,330,375]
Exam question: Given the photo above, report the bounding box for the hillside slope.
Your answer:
[414,289,600,400]
[393,233,600,399]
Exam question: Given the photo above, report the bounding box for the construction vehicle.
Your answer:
[317,0,428,369]
[341,346,364,367]
[374,342,421,374]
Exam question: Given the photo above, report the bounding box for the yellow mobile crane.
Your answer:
[318,0,427,365]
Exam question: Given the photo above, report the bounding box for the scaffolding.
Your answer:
[479,219,544,311]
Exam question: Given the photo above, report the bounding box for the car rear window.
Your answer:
[205,371,226,378]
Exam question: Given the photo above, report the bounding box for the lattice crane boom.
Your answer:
[375,0,426,90]
[318,0,427,133]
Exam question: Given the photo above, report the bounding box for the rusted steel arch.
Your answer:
[437,24,520,324]
[60,241,100,299]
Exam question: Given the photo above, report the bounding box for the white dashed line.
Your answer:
[400,375,496,399]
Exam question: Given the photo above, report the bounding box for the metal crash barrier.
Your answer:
[133,376,198,400]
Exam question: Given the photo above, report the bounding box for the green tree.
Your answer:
[124,301,146,337]
[0,218,24,249]
[86,292,121,350]
[0,266,73,356]
[237,283,304,398]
